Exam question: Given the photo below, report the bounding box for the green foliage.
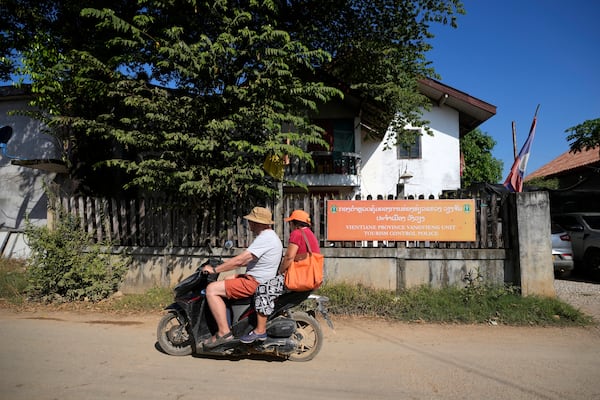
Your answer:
[460,128,503,186]
[525,176,560,190]
[25,214,129,303]
[0,258,28,304]
[2,0,465,202]
[277,0,466,146]
[566,117,600,153]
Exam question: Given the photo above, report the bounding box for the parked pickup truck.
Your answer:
[552,212,600,277]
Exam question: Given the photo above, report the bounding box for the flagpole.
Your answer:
[503,104,540,192]
[512,121,517,160]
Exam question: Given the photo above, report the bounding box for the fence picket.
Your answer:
[129,199,138,246]
[53,191,505,250]
[110,198,120,243]
[118,199,128,246]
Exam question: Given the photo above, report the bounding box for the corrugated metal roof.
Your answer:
[525,146,600,180]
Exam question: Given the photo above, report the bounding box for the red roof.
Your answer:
[525,146,600,180]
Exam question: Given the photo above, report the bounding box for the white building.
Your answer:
[286,78,496,199]
[0,86,64,258]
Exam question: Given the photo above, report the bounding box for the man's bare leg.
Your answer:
[205,280,231,340]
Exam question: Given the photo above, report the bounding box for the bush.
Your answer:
[25,213,129,303]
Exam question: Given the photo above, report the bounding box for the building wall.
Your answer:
[359,105,460,199]
[0,98,60,257]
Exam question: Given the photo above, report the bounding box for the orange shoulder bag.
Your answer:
[284,229,324,291]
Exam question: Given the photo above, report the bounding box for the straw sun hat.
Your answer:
[243,207,274,225]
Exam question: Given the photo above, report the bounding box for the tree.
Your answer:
[460,128,503,187]
[1,0,465,203]
[525,177,559,190]
[566,118,600,153]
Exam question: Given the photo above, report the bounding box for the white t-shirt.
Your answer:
[246,229,283,284]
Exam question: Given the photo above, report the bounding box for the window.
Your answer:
[397,133,421,159]
[582,215,600,230]
[332,119,355,152]
[307,119,357,174]
[309,119,355,152]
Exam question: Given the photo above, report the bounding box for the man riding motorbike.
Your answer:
[240,209,320,343]
[200,206,282,348]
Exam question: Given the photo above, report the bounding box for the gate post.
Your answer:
[506,191,555,297]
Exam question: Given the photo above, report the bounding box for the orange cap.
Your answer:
[284,209,311,225]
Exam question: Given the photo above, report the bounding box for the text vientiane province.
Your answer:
[326,200,476,242]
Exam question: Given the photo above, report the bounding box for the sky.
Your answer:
[427,0,600,180]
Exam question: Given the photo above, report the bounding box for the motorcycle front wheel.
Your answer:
[288,311,323,362]
[157,312,193,356]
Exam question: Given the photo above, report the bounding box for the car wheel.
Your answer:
[555,270,571,279]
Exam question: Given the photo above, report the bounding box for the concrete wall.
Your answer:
[117,246,507,294]
[321,248,505,292]
[120,246,242,293]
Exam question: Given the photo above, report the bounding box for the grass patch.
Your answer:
[316,282,594,327]
[0,262,594,327]
[0,257,28,305]
[104,287,173,313]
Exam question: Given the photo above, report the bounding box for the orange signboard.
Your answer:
[326,199,476,242]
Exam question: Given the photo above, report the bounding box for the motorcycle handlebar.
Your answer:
[197,238,233,274]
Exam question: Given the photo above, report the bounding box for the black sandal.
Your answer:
[203,332,234,349]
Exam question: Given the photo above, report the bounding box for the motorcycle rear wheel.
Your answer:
[157,312,193,356]
[288,311,323,362]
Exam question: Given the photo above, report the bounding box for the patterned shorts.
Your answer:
[254,274,286,316]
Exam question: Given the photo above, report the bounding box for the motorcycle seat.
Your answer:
[272,290,311,313]
[229,297,252,306]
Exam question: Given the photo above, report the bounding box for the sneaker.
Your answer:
[240,330,267,343]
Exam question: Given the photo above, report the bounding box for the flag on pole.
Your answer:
[503,106,540,192]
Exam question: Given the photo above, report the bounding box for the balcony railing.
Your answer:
[285,151,361,187]
[286,151,361,175]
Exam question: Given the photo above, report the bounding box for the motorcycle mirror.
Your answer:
[204,239,213,254]
[223,240,233,250]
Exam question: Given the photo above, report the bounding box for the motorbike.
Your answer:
[156,240,333,362]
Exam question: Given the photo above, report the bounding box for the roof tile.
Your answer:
[525,146,600,180]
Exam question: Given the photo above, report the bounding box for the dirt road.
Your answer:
[1,308,599,400]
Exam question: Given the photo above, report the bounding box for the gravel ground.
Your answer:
[554,277,600,322]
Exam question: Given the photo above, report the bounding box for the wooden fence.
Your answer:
[51,190,506,250]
